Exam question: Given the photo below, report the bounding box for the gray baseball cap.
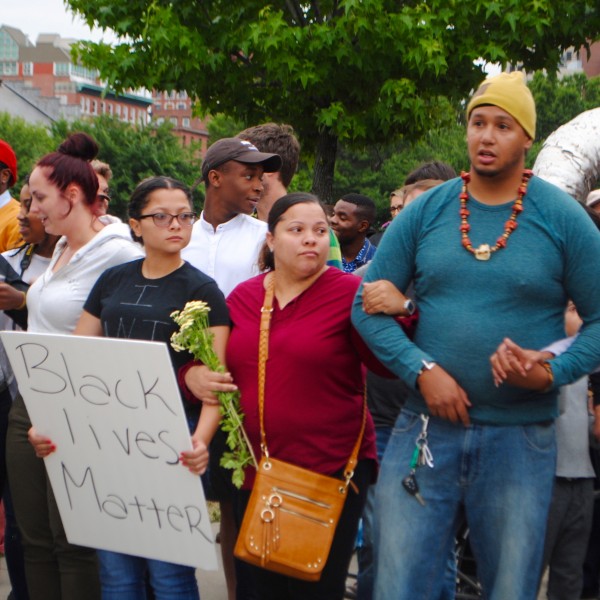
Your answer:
[201,137,282,180]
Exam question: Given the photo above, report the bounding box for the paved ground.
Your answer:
[0,536,548,600]
[0,523,229,600]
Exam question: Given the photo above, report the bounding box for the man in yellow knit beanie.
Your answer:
[353,69,600,600]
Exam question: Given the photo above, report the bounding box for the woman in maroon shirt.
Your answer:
[226,192,378,599]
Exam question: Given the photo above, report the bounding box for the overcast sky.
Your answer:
[3,0,116,43]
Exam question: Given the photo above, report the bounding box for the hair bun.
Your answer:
[57,132,99,162]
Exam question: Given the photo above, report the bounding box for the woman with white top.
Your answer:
[5,133,143,600]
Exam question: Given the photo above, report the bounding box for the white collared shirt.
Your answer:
[182,212,267,297]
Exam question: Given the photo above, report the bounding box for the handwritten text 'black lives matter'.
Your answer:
[15,342,210,541]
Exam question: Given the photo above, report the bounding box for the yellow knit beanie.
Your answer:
[466,71,536,139]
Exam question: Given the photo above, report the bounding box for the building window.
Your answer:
[154,102,161,110]
[54,63,70,76]
[22,62,33,76]
[0,62,18,75]
[177,102,186,110]
[0,31,18,60]
[182,117,190,127]
[91,100,97,114]
[170,117,178,126]
[156,117,165,125]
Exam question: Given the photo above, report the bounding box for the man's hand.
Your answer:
[418,365,471,426]
[362,280,410,315]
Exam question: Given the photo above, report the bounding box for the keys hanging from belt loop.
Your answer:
[404,414,434,507]
[415,414,434,469]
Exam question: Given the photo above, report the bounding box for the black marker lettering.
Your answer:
[137,371,176,416]
[147,498,165,529]
[158,430,179,465]
[102,494,127,519]
[135,431,158,460]
[185,506,213,543]
[79,374,110,406]
[88,424,102,450]
[16,343,67,394]
[114,378,139,410]
[113,428,131,455]
[61,463,101,511]
[128,496,146,522]
[63,408,75,445]
[166,505,184,532]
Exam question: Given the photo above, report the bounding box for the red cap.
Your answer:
[0,140,17,187]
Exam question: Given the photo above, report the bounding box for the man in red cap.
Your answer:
[0,141,23,251]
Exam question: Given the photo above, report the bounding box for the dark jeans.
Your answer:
[6,394,100,600]
[542,477,594,600]
[0,385,29,599]
[235,459,373,600]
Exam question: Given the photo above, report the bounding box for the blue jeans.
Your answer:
[357,426,392,600]
[97,550,199,600]
[374,410,556,600]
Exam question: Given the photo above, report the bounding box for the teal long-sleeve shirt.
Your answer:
[352,176,600,425]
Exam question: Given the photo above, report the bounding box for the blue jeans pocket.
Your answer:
[521,421,555,452]
[392,410,421,434]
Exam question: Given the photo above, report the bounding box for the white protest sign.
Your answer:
[1,331,217,570]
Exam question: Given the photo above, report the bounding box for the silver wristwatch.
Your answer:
[417,359,437,378]
[403,298,416,316]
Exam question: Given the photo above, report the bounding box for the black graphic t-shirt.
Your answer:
[84,258,229,385]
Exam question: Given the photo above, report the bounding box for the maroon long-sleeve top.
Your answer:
[226,268,378,490]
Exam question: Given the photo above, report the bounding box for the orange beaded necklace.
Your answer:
[459,169,533,261]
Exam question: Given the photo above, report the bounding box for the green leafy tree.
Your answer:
[207,114,247,145]
[0,113,54,192]
[51,116,201,218]
[529,72,600,140]
[68,0,599,202]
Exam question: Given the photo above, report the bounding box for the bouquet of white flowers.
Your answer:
[171,300,256,488]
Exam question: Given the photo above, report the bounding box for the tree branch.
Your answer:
[285,0,306,26]
[311,0,322,23]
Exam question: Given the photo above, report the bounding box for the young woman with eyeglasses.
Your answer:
[32,176,229,599]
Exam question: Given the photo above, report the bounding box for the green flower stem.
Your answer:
[171,301,256,488]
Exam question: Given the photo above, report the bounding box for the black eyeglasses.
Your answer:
[138,212,197,227]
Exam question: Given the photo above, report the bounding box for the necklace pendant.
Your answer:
[474,244,491,261]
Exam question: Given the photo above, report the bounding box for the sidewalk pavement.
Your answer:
[0,537,548,600]
[0,522,229,600]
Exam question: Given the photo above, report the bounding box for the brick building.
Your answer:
[0,25,153,124]
[152,90,210,155]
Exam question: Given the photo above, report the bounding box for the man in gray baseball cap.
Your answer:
[201,137,282,182]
